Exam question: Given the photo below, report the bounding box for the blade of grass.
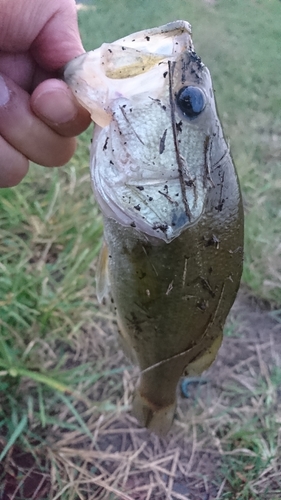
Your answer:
[0,414,28,461]
[58,393,94,442]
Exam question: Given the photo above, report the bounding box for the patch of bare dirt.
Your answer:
[0,446,50,500]
[49,289,281,499]
[2,288,281,499]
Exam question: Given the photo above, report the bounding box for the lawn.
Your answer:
[0,0,280,498]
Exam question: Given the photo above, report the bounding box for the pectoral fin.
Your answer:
[96,241,111,303]
[184,333,223,377]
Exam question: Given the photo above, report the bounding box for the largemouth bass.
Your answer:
[64,21,244,435]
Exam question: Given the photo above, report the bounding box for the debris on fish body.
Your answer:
[64,20,244,436]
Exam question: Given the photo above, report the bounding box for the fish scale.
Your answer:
[64,20,243,435]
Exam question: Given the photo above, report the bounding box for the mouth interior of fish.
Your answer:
[64,21,193,127]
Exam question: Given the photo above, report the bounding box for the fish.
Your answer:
[64,20,244,436]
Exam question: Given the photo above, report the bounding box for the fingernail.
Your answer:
[0,75,10,106]
[33,89,78,124]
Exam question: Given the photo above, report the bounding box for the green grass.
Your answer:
[0,0,280,497]
[0,131,106,457]
[216,385,280,499]
[0,131,102,334]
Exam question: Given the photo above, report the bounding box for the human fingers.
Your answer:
[30,0,84,70]
[31,79,91,137]
[0,52,36,91]
[0,0,83,70]
[0,135,29,188]
[0,73,76,168]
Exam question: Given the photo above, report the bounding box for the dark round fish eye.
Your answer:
[176,86,206,118]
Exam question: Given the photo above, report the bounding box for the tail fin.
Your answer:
[132,390,176,437]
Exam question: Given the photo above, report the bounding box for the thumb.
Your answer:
[31,0,85,71]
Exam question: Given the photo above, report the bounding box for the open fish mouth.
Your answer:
[64,21,218,242]
[64,21,193,127]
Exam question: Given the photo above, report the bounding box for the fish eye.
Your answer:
[176,86,206,118]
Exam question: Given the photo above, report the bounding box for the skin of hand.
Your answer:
[0,0,91,187]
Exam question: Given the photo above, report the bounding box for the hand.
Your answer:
[0,0,91,187]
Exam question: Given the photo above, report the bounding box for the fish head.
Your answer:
[64,21,221,242]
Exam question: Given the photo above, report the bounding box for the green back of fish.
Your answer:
[102,137,243,434]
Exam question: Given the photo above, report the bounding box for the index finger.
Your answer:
[0,0,84,71]
[30,0,85,71]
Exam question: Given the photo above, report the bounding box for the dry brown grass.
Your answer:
[7,289,277,500]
